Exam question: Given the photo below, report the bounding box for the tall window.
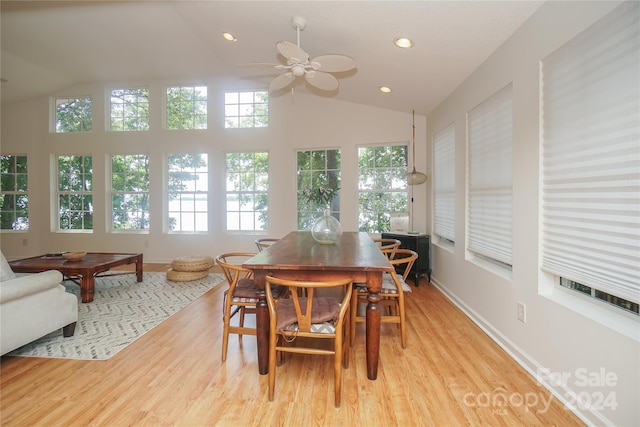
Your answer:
[166,85,207,130]
[541,1,639,314]
[467,84,513,269]
[167,154,208,233]
[110,88,149,131]
[358,144,408,233]
[224,91,268,128]
[433,124,455,244]
[55,97,92,132]
[225,152,268,231]
[297,149,341,229]
[57,155,93,231]
[0,155,28,230]
[111,154,150,231]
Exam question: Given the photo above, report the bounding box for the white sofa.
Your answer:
[0,252,78,355]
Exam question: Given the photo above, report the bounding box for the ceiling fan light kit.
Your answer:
[264,16,357,93]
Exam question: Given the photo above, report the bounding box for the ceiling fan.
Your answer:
[257,16,357,93]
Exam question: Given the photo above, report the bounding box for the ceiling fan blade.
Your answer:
[237,62,280,68]
[311,54,357,73]
[269,73,295,92]
[276,41,308,63]
[305,71,339,91]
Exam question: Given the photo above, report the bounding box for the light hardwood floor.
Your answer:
[0,264,583,426]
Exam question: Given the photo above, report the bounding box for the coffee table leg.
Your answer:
[135,254,144,282]
[80,275,95,303]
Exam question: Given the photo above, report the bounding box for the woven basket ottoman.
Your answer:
[166,255,214,282]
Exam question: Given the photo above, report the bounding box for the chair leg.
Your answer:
[334,332,343,408]
[350,289,358,346]
[221,304,231,362]
[238,306,245,342]
[398,296,407,349]
[268,330,278,401]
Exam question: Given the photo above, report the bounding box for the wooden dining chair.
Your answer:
[254,238,280,252]
[215,252,286,362]
[350,248,417,349]
[264,275,353,408]
[373,238,401,259]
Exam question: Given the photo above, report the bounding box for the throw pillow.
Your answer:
[0,251,17,282]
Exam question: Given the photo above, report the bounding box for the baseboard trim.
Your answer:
[430,278,614,427]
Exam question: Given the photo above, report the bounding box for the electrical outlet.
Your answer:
[144,240,149,248]
[22,238,28,246]
[517,302,526,323]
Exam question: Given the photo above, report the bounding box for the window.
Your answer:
[541,2,639,313]
[225,152,268,231]
[166,85,207,130]
[467,84,513,268]
[297,149,341,229]
[110,88,149,131]
[111,154,150,231]
[0,155,28,230]
[57,155,93,231]
[167,154,208,233]
[358,144,408,233]
[224,91,268,128]
[55,97,92,132]
[433,124,456,244]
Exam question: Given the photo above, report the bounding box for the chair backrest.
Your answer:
[383,249,418,282]
[255,238,280,252]
[373,238,401,251]
[215,252,255,287]
[265,275,353,334]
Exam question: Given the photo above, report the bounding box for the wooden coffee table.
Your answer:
[9,252,143,303]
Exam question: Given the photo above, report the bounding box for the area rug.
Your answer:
[7,271,225,360]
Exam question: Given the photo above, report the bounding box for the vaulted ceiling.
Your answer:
[0,1,543,115]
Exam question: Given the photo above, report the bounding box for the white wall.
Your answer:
[427,2,638,426]
[0,81,428,262]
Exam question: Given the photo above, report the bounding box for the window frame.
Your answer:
[224,90,269,129]
[296,148,341,230]
[165,85,208,130]
[55,154,93,232]
[110,154,151,233]
[109,87,150,132]
[53,96,93,133]
[0,155,29,231]
[224,151,269,232]
[166,153,209,234]
[357,143,409,234]
[433,123,456,246]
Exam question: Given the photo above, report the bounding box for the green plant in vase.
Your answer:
[301,181,342,244]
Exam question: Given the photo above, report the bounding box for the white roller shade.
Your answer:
[433,123,456,242]
[541,1,640,303]
[467,85,513,265]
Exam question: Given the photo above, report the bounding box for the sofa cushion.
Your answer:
[0,270,64,304]
[0,251,16,282]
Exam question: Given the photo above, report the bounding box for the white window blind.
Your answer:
[541,1,640,304]
[433,123,456,242]
[467,85,513,265]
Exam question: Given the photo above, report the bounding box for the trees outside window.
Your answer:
[296,149,340,230]
[225,152,268,231]
[358,145,408,233]
[110,88,149,131]
[0,155,28,230]
[224,91,268,128]
[55,97,92,133]
[57,155,93,231]
[166,86,207,130]
[111,154,150,231]
[168,154,208,233]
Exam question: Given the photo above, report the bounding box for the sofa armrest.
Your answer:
[0,270,65,304]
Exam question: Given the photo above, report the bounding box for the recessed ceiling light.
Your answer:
[222,32,237,42]
[394,37,414,48]
[379,86,392,93]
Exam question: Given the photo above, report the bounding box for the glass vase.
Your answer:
[311,209,343,244]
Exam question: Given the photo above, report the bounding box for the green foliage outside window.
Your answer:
[55,97,92,132]
[58,155,93,230]
[358,145,409,233]
[225,152,268,231]
[168,154,208,232]
[296,149,340,229]
[166,86,207,130]
[112,154,150,230]
[110,88,149,131]
[224,91,268,128]
[0,155,28,230]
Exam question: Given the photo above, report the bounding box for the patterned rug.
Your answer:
[7,271,225,360]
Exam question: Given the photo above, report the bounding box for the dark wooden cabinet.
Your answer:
[382,232,431,285]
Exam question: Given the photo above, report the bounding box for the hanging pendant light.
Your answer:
[406,110,428,185]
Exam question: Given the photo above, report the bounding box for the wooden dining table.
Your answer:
[243,231,394,380]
